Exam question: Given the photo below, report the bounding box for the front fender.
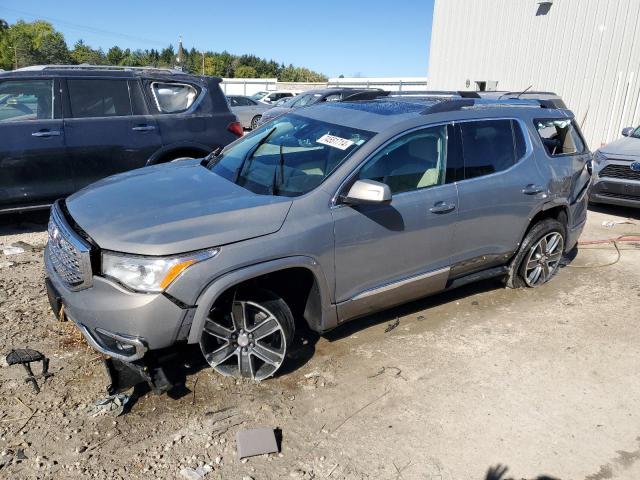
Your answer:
[186,255,337,344]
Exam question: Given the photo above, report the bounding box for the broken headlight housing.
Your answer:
[101,248,219,293]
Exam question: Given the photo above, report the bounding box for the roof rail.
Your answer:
[342,90,390,101]
[421,98,558,115]
[15,64,184,74]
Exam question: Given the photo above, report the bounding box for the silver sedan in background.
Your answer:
[227,95,272,130]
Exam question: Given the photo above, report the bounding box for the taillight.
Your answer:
[227,122,243,137]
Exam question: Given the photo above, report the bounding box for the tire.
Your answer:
[250,115,262,130]
[200,288,295,381]
[505,218,566,289]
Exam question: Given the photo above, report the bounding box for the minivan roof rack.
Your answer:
[15,64,184,74]
[342,90,390,101]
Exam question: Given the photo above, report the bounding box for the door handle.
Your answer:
[522,184,545,195]
[132,125,156,132]
[32,130,61,137]
[429,201,456,214]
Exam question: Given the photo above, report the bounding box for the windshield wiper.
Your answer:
[203,146,223,168]
[271,143,286,195]
[234,126,277,183]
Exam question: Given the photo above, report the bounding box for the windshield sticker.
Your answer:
[316,134,355,150]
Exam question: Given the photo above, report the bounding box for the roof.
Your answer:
[0,65,222,82]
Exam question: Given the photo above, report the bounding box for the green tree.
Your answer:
[0,20,68,69]
[235,65,257,78]
[70,39,105,64]
[106,46,124,65]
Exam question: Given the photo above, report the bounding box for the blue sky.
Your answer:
[0,0,434,77]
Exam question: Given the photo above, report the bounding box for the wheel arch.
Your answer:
[146,142,215,165]
[187,256,337,344]
[517,202,570,253]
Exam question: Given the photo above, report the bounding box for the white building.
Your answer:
[427,0,640,149]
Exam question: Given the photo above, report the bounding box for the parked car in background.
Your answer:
[227,95,271,129]
[257,87,383,126]
[45,95,590,383]
[249,90,297,104]
[590,125,640,208]
[0,65,241,214]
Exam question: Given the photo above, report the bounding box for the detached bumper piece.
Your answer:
[5,349,53,393]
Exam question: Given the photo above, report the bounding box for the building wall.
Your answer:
[428,0,640,149]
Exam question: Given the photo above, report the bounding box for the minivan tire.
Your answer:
[200,288,295,381]
[250,115,262,130]
[506,218,566,289]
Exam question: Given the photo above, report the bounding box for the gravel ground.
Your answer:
[0,205,638,480]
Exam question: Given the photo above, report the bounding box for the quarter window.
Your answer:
[460,120,517,180]
[358,125,448,194]
[0,80,53,122]
[68,79,131,118]
[535,119,585,156]
[151,82,198,113]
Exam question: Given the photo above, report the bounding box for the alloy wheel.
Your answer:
[523,231,564,287]
[200,299,287,381]
[251,115,261,130]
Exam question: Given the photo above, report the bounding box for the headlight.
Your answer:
[102,248,219,293]
[593,150,607,166]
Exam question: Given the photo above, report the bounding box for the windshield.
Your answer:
[209,114,374,197]
[250,91,268,100]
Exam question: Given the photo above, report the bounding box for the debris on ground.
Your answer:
[85,391,133,417]
[384,317,400,333]
[179,464,212,480]
[4,348,52,393]
[0,261,13,269]
[236,427,279,459]
[602,219,636,228]
[2,246,25,255]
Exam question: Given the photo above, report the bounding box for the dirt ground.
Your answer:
[0,204,639,480]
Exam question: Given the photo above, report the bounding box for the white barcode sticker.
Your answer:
[316,134,354,150]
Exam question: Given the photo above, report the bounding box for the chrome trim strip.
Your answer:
[78,324,148,362]
[351,266,451,301]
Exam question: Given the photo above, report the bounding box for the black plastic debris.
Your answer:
[5,349,52,393]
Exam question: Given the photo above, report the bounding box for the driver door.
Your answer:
[332,124,459,321]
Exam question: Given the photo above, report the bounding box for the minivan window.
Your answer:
[358,125,448,194]
[461,119,516,179]
[68,79,131,118]
[209,113,374,197]
[0,80,53,122]
[535,119,585,156]
[151,82,198,113]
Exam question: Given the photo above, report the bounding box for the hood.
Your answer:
[262,106,290,119]
[600,136,640,158]
[66,161,292,256]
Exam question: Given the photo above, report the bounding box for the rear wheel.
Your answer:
[506,218,565,288]
[250,115,262,130]
[200,289,294,381]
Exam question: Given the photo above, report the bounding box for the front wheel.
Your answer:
[200,289,295,381]
[506,218,565,288]
[250,115,262,130]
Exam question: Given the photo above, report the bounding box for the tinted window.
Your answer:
[236,97,254,106]
[68,79,131,118]
[0,80,53,122]
[461,120,516,179]
[535,119,585,156]
[513,120,528,160]
[227,96,239,107]
[358,125,448,194]
[151,82,198,113]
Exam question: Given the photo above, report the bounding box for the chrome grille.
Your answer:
[46,203,93,291]
[600,164,640,181]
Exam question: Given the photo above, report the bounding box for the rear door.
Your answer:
[451,119,547,277]
[63,77,161,190]
[0,77,71,211]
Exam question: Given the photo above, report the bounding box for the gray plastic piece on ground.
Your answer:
[236,427,279,459]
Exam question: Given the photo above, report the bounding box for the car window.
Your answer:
[209,113,374,197]
[68,79,131,118]
[237,97,254,106]
[632,126,640,139]
[460,120,516,179]
[324,94,342,102]
[358,125,448,194]
[227,97,239,107]
[0,80,53,122]
[250,91,268,101]
[535,119,585,156]
[151,82,198,113]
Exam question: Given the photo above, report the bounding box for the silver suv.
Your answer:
[45,96,591,381]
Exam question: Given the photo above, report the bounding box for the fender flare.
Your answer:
[146,141,215,165]
[186,255,337,344]
[515,199,570,251]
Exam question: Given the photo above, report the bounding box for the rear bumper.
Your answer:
[45,249,192,362]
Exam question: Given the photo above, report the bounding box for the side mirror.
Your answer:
[622,127,634,137]
[343,179,392,205]
[263,97,272,103]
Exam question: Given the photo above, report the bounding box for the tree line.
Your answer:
[0,19,328,82]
